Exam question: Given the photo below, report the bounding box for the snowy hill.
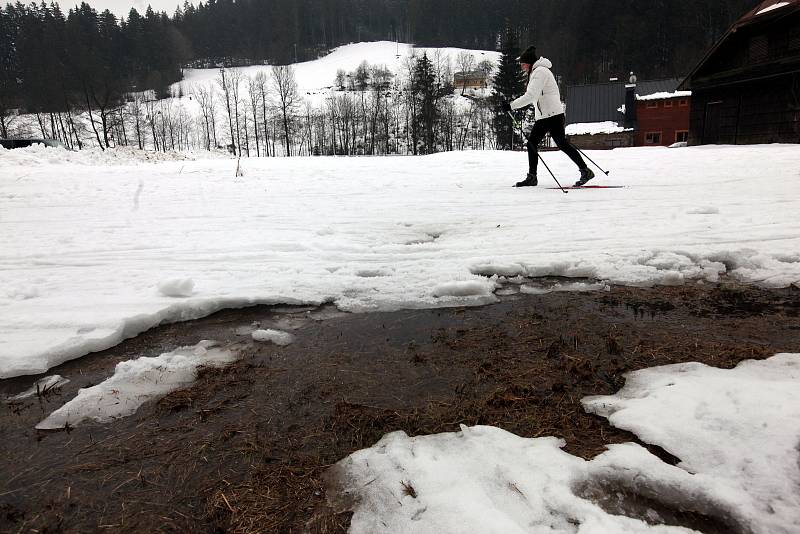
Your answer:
[4,41,499,154]
[175,41,500,106]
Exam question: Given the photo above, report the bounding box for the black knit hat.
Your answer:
[518,46,538,64]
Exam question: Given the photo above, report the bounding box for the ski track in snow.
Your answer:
[1,144,800,377]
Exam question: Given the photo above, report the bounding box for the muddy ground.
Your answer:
[1,281,799,533]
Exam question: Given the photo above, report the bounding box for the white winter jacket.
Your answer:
[510,57,564,120]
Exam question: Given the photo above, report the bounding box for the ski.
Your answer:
[546,185,625,190]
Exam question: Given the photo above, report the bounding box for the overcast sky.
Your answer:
[67,0,189,18]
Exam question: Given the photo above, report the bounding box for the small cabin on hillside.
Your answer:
[679,0,800,144]
[453,70,489,90]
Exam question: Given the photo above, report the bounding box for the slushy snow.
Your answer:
[2,144,800,378]
[6,375,69,401]
[35,341,235,429]
[251,328,294,346]
[330,353,800,533]
[158,278,195,297]
[329,427,702,534]
[519,281,609,294]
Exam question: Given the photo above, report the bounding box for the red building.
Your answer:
[634,93,691,146]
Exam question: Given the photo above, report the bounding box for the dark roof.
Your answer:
[564,78,681,124]
[679,0,800,90]
[738,0,799,25]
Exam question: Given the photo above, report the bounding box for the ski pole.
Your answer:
[537,153,566,192]
[507,111,568,194]
[576,146,610,176]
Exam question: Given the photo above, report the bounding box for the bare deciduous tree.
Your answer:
[193,84,216,151]
[229,69,244,156]
[456,51,476,95]
[253,72,271,157]
[217,68,236,154]
[246,75,261,157]
[271,65,300,157]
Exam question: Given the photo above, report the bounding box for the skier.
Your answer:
[503,46,594,188]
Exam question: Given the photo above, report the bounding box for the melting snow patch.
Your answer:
[432,280,493,298]
[157,278,195,297]
[526,262,599,279]
[520,281,609,294]
[35,341,235,430]
[583,353,800,534]
[470,262,526,277]
[7,375,69,401]
[251,329,295,346]
[327,425,735,534]
[329,354,800,534]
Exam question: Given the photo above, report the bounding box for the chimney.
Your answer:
[624,72,637,129]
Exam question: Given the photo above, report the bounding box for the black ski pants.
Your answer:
[527,113,586,176]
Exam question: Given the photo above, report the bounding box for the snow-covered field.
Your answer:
[1,143,800,379]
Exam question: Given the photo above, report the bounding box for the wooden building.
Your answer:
[679,0,800,145]
[453,70,489,90]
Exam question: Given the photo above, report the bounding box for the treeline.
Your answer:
[174,0,756,80]
[0,2,189,141]
[1,0,757,147]
[2,0,758,112]
[6,50,501,156]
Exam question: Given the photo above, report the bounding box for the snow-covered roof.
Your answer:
[738,0,800,24]
[636,90,692,101]
[680,0,800,91]
[565,121,632,135]
[756,1,790,15]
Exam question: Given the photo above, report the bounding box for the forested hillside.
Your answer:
[1,0,756,119]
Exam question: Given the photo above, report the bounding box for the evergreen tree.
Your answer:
[411,53,440,155]
[491,25,525,150]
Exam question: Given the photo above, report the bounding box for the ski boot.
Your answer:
[514,173,538,187]
[574,167,595,187]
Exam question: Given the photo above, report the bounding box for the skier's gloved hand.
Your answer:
[501,100,512,113]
